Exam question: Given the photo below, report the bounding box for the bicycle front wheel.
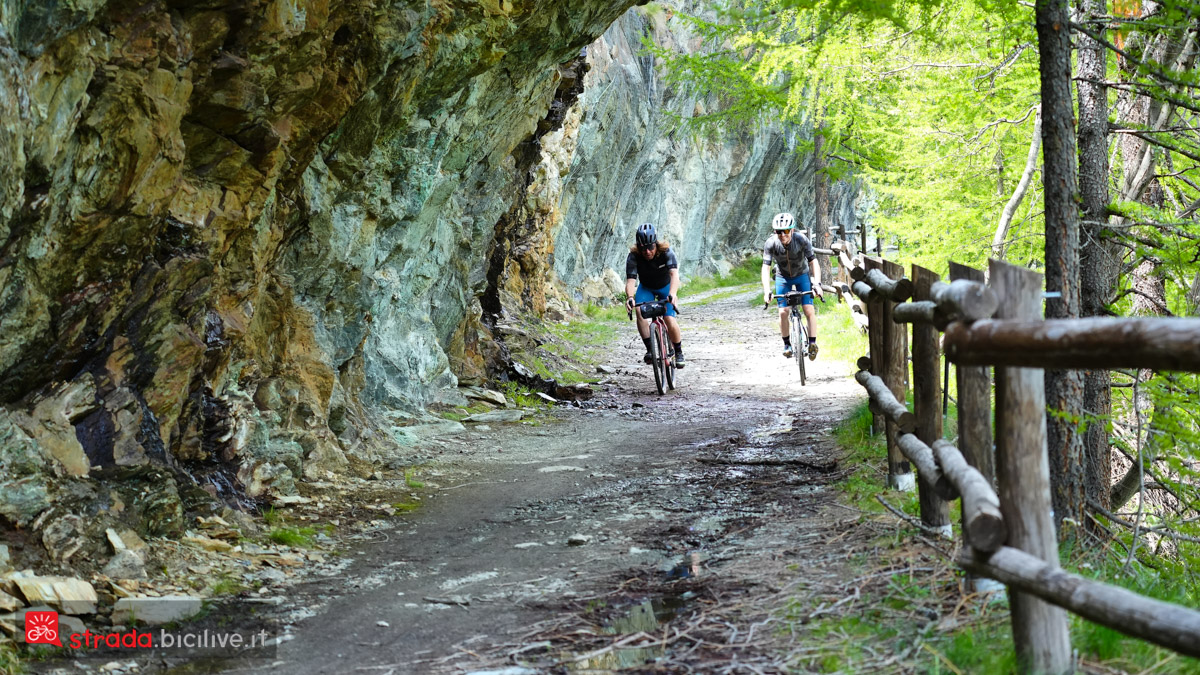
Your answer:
[650,323,665,395]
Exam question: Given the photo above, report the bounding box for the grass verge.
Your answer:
[679,256,761,298]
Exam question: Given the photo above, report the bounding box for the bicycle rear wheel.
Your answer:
[664,327,676,390]
[650,323,665,395]
[793,311,807,386]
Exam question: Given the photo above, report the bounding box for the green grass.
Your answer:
[679,257,762,298]
[404,469,425,489]
[261,506,282,526]
[440,401,491,421]
[814,301,869,372]
[686,285,758,306]
[582,300,628,322]
[499,381,547,408]
[209,572,246,597]
[269,526,316,548]
[0,643,24,675]
[391,500,421,513]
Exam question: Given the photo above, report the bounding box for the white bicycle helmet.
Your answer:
[771,212,795,231]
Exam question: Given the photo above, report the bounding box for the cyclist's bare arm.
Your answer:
[761,262,773,303]
[668,268,680,305]
[624,277,637,310]
[809,258,823,297]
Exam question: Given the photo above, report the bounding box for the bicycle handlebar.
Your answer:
[627,300,679,320]
[762,290,826,310]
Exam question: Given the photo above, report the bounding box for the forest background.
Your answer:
[653,0,1200,662]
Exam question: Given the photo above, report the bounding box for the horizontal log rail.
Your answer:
[930,279,999,322]
[849,256,1200,669]
[854,370,915,433]
[944,317,1200,371]
[892,300,950,329]
[896,433,956,500]
[851,280,875,303]
[863,268,914,302]
[932,440,1006,552]
[960,546,1200,658]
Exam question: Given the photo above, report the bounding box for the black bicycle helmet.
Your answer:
[636,223,657,248]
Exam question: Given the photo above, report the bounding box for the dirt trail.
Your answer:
[188,287,867,674]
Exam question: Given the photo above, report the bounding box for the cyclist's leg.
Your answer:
[796,273,817,334]
[633,285,654,338]
[797,274,819,358]
[633,284,654,363]
[775,276,791,336]
[652,284,684,365]
[777,276,798,357]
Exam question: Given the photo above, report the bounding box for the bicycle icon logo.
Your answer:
[25,611,63,646]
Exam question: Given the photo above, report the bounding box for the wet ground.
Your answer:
[176,287,867,674]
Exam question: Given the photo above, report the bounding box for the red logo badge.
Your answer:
[25,611,63,646]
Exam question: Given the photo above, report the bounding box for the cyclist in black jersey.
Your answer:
[623,223,685,368]
[761,212,823,360]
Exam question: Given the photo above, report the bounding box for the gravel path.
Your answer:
[181,286,869,674]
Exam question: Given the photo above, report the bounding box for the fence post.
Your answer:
[912,264,952,535]
[864,257,886,436]
[987,259,1072,673]
[882,259,915,491]
[949,261,1001,592]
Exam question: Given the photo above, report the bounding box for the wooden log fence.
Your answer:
[846,256,1200,673]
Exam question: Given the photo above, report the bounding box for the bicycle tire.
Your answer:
[650,323,665,395]
[664,326,676,390]
[793,311,807,386]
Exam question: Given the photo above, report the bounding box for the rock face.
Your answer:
[550,8,866,300]
[0,0,865,550]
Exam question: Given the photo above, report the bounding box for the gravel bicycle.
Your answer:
[764,290,824,386]
[629,300,678,395]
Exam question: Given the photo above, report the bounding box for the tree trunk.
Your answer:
[1037,0,1086,538]
[1076,0,1117,513]
[1105,2,1195,511]
[1110,259,1170,510]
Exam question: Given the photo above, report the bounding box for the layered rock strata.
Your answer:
[0,0,866,562]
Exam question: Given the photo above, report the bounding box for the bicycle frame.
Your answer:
[765,290,824,386]
[629,300,678,395]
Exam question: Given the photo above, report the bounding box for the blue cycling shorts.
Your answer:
[634,283,677,317]
[775,274,813,308]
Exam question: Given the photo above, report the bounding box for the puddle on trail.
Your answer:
[571,595,691,671]
[571,555,700,671]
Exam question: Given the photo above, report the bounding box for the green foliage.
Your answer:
[499,381,546,408]
[404,469,425,489]
[0,643,25,675]
[261,506,282,526]
[269,526,316,548]
[655,0,1044,274]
